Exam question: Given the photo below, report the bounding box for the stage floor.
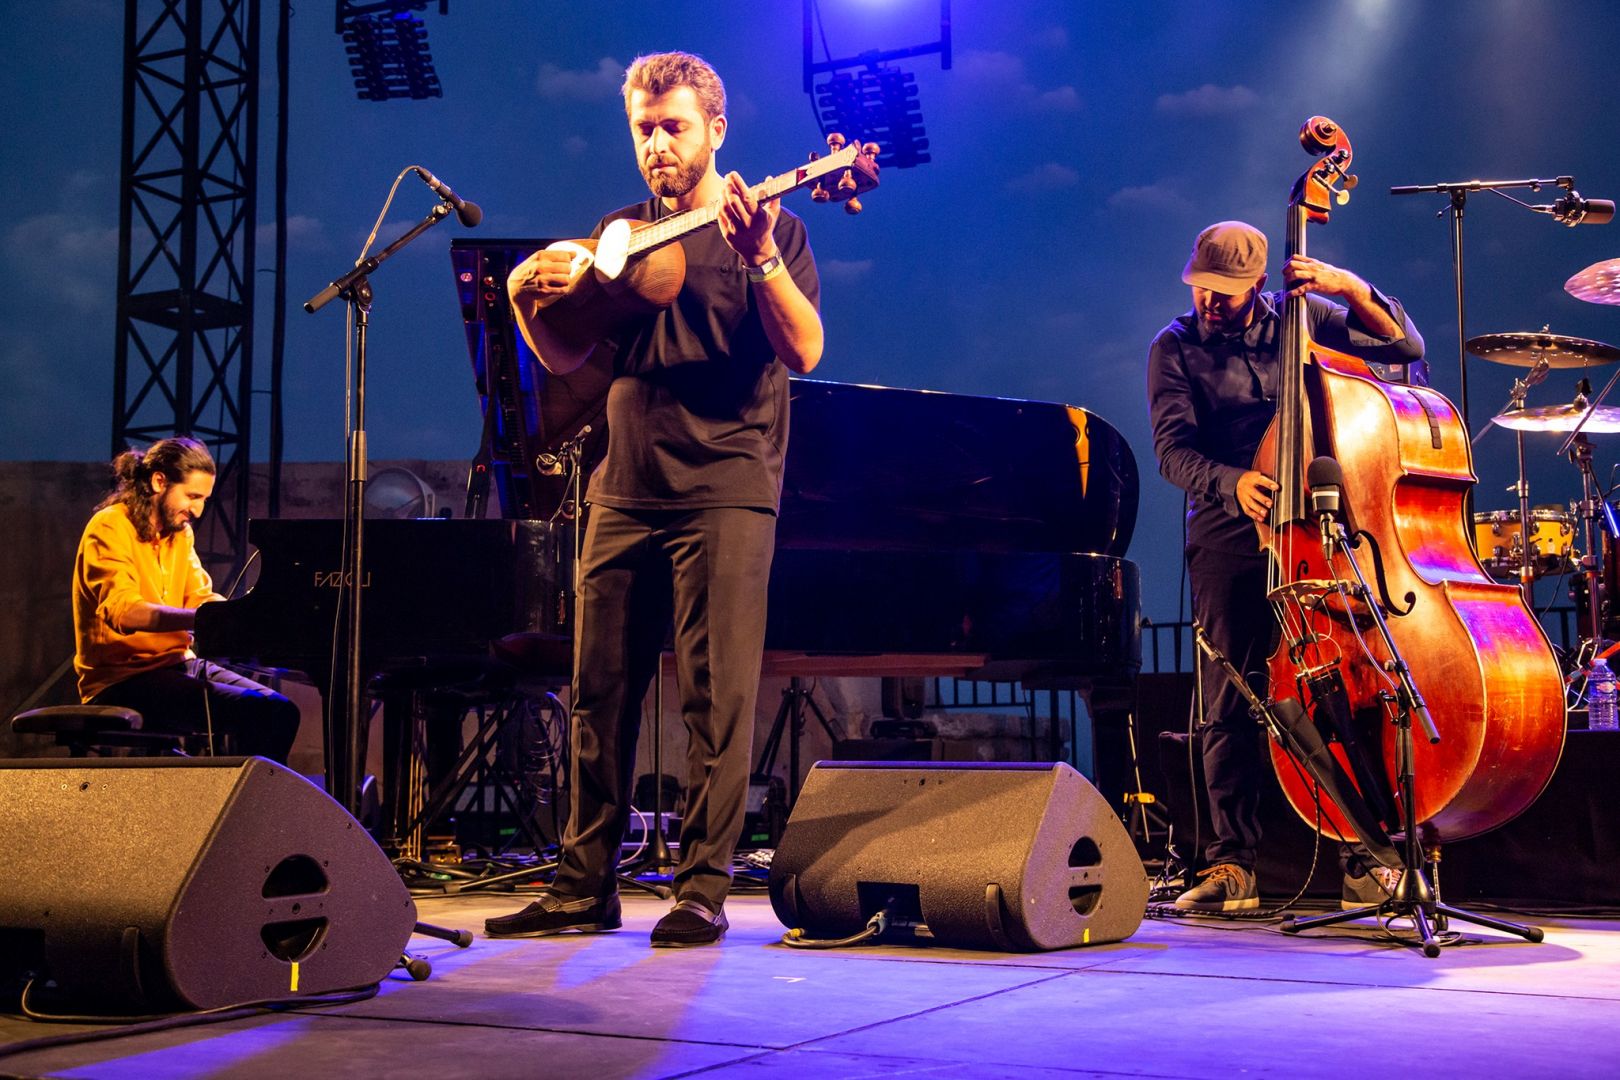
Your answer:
[2,891,1616,1078]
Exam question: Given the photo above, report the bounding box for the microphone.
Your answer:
[1532,190,1614,227]
[412,166,483,227]
[536,425,593,475]
[1307,456,1343,521]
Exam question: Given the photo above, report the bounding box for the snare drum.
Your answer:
[1472,507,1578,579]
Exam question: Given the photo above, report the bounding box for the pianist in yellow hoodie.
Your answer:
[71,437,300,763]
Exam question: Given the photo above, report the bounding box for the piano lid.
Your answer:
[779,380,1136,557]
[452,238,1138,558]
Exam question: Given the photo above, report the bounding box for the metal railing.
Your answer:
[1140,608,1585,675]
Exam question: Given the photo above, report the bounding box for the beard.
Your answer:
[156,495,192,537]
[639,143,711,198]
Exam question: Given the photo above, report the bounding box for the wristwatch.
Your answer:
[745,252,784,283]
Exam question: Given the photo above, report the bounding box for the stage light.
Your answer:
[803,0,950,170]
[336,0,449,101]
[814,67,929,169]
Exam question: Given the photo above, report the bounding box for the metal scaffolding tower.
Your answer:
[113,0,261,566]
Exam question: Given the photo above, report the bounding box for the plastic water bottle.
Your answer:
[1589,658,1618,731]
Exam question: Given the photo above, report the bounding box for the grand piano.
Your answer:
[451,238,1141,690]
[196,239,1144,817]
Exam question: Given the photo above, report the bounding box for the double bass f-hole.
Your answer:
[1341,527,1416,617]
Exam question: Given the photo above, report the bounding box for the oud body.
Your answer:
[535,222,688,358]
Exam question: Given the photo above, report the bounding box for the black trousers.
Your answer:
[91,659,301,764]
[1187,544,1273,871]
[552,504,776,910]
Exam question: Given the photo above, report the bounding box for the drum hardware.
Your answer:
[1466,330,1620,369]
[1566,257,1620,306]
[1554,371,1620,675]
[1497,351,1552,602]
[1471,507,1578,580]
[1472,330,1620,602]
[1490,399,1620,433]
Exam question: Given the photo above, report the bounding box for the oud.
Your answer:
[516,134,879,366]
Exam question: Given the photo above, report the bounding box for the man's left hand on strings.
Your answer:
[717,171,780,266]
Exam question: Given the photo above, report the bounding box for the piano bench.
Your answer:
[491,633,573,688]
[374,657,520,704]
[10,705,185,757]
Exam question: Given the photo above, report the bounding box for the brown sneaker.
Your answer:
[1174,863,1259,912]
[1341,866,1403,911]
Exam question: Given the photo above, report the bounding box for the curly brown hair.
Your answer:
[97,437,216,543]
[622,51,727,121]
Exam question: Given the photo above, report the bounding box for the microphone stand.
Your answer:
[1281,509,1546,955]
[1389,176,1574,435]
[1554,376,1620,667]
[305,200,457,819]
[1191,623,1402,873]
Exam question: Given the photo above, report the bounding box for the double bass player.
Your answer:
[1147,220,1426,912]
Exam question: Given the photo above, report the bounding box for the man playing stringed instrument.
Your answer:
[1148,221,1426,913]
[487,52,822,947]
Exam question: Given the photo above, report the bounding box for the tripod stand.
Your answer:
[1279,506,1544,956]
[753,677,841,805]
[615,666,677,897]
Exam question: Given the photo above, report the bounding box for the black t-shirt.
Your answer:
[585,196,820,513]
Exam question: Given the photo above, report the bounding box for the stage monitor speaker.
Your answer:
[769,761,1148,951]
[0,756,417,1013]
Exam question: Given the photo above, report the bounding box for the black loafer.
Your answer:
[650,897,728,948]
[484,891,622,938]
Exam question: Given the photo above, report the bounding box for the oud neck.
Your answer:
[625,145,856,258]
[629,201,724,257]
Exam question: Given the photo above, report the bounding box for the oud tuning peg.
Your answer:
[844,197,863,215]
[837,168,858,194]
[826,132,847,151]
[1342,172,1359,190]
[862,142,880,157]
[808,150,820,162]
[810,183,831,203]
[1335,188,1351,206]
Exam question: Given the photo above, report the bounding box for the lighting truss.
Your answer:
[113,0,261,567]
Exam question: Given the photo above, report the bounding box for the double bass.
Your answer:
[1254,119,1565,872]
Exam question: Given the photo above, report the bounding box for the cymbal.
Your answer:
[1466,331,1620,368]
[1491,401,1620,433]
[1566,258,1620,305]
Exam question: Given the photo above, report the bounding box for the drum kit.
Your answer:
[1469,257,1620,657]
